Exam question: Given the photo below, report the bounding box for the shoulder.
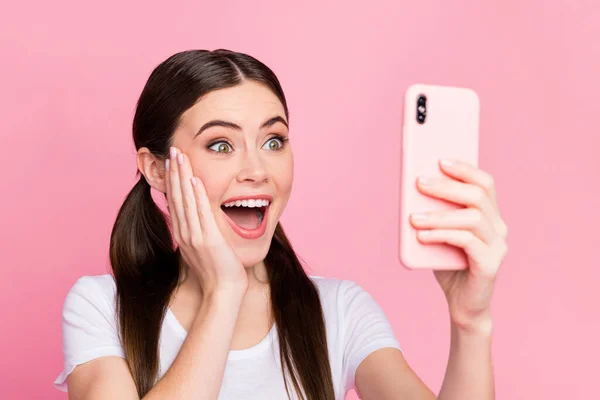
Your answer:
[64,274,116,302]
[309,275,397,336]
[309,275,369,300]
[309,275,351,303]
[70,274,116,292]
[308,275,375,319]
[61,274,118,324]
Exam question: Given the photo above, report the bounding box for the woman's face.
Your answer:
[170,81,293,267]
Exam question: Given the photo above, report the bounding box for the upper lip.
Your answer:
[221,194,273,205]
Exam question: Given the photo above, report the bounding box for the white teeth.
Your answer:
[223,199,271,208]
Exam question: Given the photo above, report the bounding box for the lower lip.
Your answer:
[222,205,270,240]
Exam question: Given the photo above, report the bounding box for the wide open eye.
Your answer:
[262,136,287,151]
[208,141,233,153]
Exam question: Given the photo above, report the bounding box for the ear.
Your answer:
[137,147,167,193]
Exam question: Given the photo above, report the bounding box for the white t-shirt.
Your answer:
[54,274,401,399]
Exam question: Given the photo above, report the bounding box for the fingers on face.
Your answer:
[165,148,198,246]
[165,152,183,244]
[177,152,203,246]
[191,173,221,240]
[165,147,223,247]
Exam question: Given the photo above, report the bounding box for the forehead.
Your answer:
[180,80,286,130]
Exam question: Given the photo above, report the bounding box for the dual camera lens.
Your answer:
[416,94,427,124]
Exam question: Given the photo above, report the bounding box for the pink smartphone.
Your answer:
[399,84,480,270]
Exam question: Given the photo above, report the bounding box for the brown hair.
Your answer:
[109,49,335,400]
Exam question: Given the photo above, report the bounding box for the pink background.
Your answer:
[1,1,598,399]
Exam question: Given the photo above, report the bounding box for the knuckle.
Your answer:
[482,174,495,191]
[190,235,203,249]
[496,240,508,258]
[179,231,191,246]
[461,231,477,248]
[499,221,509,238]
[199,207,215,221]
[473,187,486,206]
[469,208,483,221]
[465,208,484,228]
[466,231,477,244]
[474,212,487,230]
[172,232,182,245]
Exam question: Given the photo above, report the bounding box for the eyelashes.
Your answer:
[264,135,289,151]
[207,140,233,154]
[206,134,289,155]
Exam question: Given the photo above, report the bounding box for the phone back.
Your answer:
[399,84,480,270]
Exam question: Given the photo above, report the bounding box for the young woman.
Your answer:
[54,49,508,400]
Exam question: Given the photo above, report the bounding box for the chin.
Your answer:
[235,243,271,269]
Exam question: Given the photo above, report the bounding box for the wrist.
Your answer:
[196,283,245,314]
[207,285,247,304]
[194,287,245,326]
[449,319,493,362]
[451,313,494,338]
[200,276,247,298]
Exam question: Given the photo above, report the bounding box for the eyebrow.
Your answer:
[194,116,288,138]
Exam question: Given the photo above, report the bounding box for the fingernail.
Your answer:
[418,176,433,186]
[177,153,184,165]
[170,147,177,158]
[165,159,170,171]
[418,230,431,238]
[440,159,454,167]
[411,213,428,222]
[190,177,197,186]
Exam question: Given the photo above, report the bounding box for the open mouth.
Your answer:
[220,197,271,239]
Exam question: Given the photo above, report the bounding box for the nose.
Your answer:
[236,148,268,184]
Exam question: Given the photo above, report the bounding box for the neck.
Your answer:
[169,258,273,335]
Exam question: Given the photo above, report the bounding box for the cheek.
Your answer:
[202,175,229,205]
[281,156,294,193]
[272,155,294,199]
[191,160,232,206]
